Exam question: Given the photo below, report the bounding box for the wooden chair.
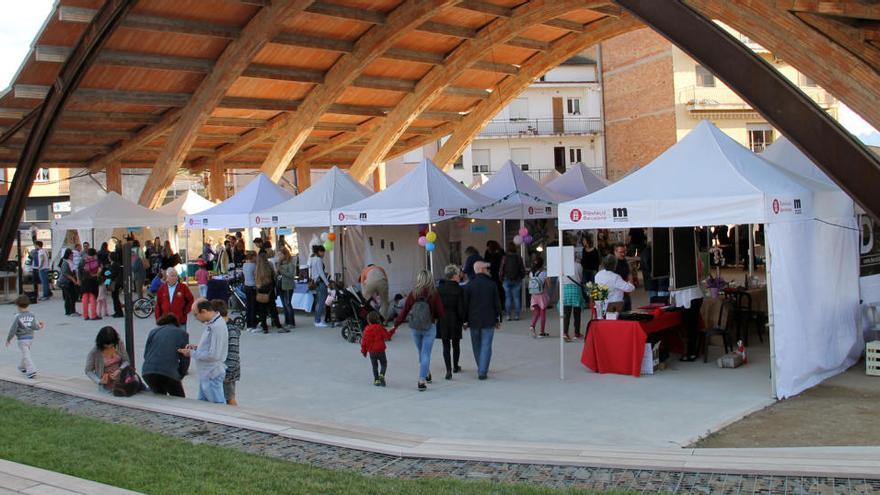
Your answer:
[704,299,734,362]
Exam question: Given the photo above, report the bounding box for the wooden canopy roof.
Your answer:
[0,0,640,207]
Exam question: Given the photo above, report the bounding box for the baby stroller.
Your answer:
[333,286,371,343]
[210,276,246,332]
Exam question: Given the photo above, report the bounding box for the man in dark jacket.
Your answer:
[142,313,190,397]
[463,261,502,380]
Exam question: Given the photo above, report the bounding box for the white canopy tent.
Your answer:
[333,158,491,292]
[471,160,571,220]
[184,173,293,230]
[157,190,216,265]
[545,162,608,198]
[252,166,373,280]
[558,120,860,399]
[539,169,561,185]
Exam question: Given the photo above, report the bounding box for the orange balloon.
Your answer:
[327,233,337,241]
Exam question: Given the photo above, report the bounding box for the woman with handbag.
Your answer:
[254,253,285,334]
[277,248,297,329]
[85,326,131,393]
[308,245,330,328]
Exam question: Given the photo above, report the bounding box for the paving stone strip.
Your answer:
[1,380,877,494]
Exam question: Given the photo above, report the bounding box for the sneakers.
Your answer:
[92,316,102,321]
[246,327,258,333]
[278,328,291,333]
[478,374,487,380]
[530,326,537,338]
[426,373,432,383]
[17,367,26,374]
[453,365,461,373]
[379,375,386,387]
[374,379,382,386]
[538,332,550,338]
[417,382,427,391]
[445,371,452,380]
[315,322,329,328]
[26,372,36,379]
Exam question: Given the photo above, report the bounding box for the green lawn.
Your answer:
[0,397,620,495]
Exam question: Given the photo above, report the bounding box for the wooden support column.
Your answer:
[138,0,314,208]
[372,163,386,192]
[105,162,122,194]
[433,16,640,169]
[296,164,311,192]
[208,161,226,201]
[258,0,459,182]
[348,0,589,182]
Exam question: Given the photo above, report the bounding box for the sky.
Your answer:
[1,0,879,146]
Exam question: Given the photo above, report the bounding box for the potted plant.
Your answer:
[585,282,610,319]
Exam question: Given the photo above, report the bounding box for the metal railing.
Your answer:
[477,117,602,138]
[473,167,602,183]
[678,84,836,110]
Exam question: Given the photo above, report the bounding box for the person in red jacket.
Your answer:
[155,268,194,327]
[361,311,395,387]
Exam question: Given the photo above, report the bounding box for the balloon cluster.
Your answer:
[512,226,533,246]
[320,231,337,251]
[417,225,437,252]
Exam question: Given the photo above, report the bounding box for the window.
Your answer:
[34,168,50,183]
[695,65,715,87]
[508,98,528,120]
[521,164,529,171]
[569,147,583,164]
[511,148,530,171]
[403,148,423,164]
[472,149,490,174]
[453,155,464,170]
[747,124,774,153]
[566,98,582,115]
[798,72,817,87]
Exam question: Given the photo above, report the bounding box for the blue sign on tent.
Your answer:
[469,224,488,234]
[277,227,292,235]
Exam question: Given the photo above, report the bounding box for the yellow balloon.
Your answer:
[426,231,437,242]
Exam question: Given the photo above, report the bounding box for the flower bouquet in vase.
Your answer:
[586,282,610,319]
[704,276,728,298]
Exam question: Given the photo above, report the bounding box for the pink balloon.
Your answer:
[418,236,427,247]
[518,227,529,237]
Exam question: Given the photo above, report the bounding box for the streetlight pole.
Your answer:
[122,241,135,365]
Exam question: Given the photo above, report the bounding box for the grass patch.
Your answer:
[0,397,621,494]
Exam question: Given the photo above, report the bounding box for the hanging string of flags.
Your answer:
[467,190,558,215]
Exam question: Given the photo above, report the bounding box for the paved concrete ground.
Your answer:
[0,292,774,448]
[0,459,141,495]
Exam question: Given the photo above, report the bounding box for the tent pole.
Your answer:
[734,225,740,268]
[520,218,526,310]
[330,226,336,284]
[91,229,95,247]
[428,223,434,276]
[748,225,755,281]
[558,227,565,380]
[339,227,345,286]
[765,224,778,399]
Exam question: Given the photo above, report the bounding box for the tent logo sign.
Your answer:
[772,198,801,215]
[569,209,582,222]
[793,199,802,213]
[338,213,346,221]
[612,207,628,222]
[359,213,368,221]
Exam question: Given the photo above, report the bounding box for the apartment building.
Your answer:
[0,167,70,225]
[601,27,838,181]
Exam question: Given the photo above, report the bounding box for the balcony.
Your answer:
[477,117,602,139]
[678,84,837,116]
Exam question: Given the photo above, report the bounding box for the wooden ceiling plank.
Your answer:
[87,109,181,172]
[795,12,880,69]
[296,117,381,163]
[138,0,315,207]
[782,0,880,21]
[257,0,461,181]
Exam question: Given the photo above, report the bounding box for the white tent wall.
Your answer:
[766,217,862,399]
[448,218,503,260]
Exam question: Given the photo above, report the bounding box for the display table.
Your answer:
[291,284,314,312]
[581,311,684,377]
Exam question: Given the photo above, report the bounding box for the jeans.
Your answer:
[244,286,256,328]
[411,324,436,381]
[144,373,185,397]
[39,269,50,298]
[197,374,226,403]
[280,288,296,326]
[61,284,77,315]
[502,279,522,317]
[198,285,207,298]
[369,351,387,380]
[314,281,328,323]
[17,339,35,375]
[469,327,495,378]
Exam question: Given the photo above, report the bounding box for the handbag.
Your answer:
[112,365,143,397]
[256,291,271,304]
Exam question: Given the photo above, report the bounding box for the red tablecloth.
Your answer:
[581,311,684,377]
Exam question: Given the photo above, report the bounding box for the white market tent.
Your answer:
[761,137,836,186]
[252,166,372,228]
[184,173,294,230]
[333,158,490,226]
[558,120,861,399]
[471,160,571,220]
[52,191,177,231]
[539,169,561,185]
[157,189,216,223]
[333,158,491,294]
[545,162,608,198]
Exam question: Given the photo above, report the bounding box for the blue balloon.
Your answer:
[425,242,435,252]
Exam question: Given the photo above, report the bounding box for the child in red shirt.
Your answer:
[361,311,395,386]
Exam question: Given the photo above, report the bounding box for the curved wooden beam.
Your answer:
[138,0,314,208]
[0,0,135,263]
[433,15,641,170]
[348,0,590,182]
[257,0,461,181]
